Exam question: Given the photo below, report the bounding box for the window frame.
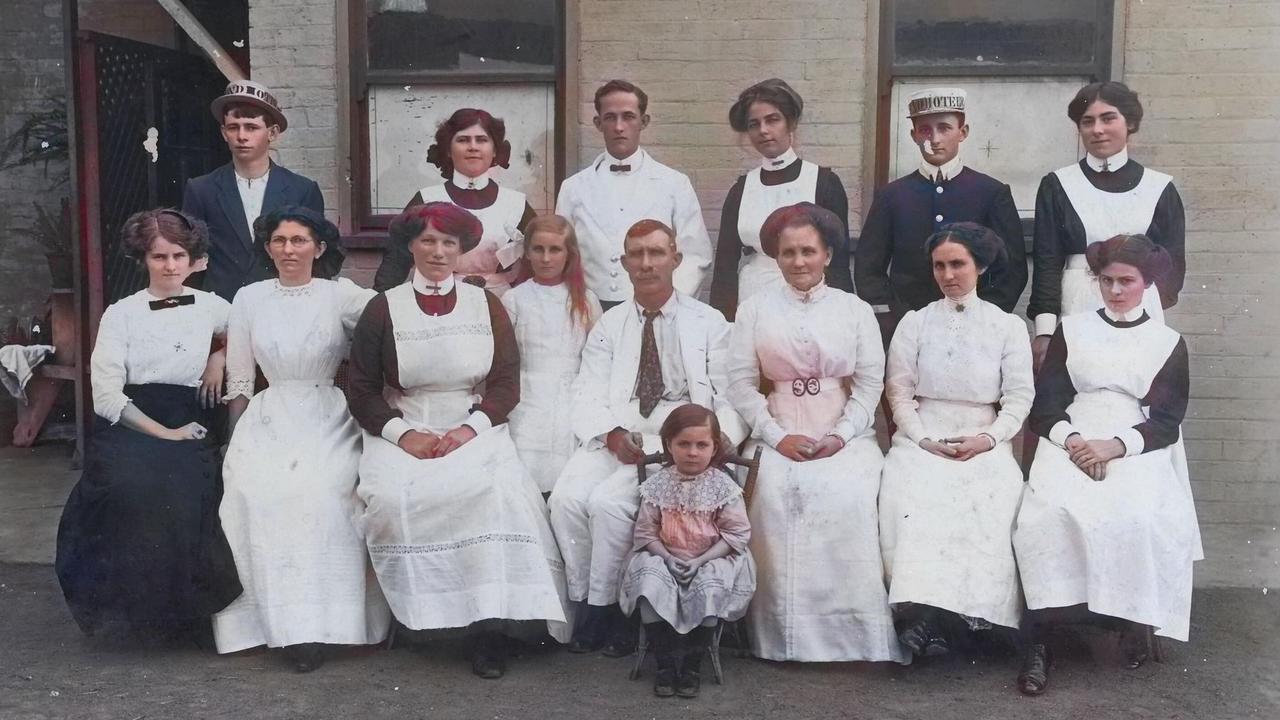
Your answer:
[346,0,566,245]
[874,0,1115,188]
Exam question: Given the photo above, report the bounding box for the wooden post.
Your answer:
[154,0,247,83]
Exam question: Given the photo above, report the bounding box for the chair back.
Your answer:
[635,446,763,510]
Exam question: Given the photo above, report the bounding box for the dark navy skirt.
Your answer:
[55,384,242,635]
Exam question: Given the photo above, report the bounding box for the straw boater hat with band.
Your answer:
[907,87,966,119]
[210,80,289,132]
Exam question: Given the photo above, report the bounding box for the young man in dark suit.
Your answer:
[183,80,324,301]
[855,88,1026,344]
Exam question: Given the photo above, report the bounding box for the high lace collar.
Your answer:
[639,467,742,513]
[785,278,828,304]
[943,288,978,312]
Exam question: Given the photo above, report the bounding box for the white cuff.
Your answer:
[463,410,493,435]
[761,420,787,449]
[1116,427,1145,457]
[830,418,857,445]
[1048,420,1078,446]
[1034,313,1058,337]
[380,417,413,445]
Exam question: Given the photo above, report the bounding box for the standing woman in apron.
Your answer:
[709,79,854,319]
[372,108,537,295]
[1028,81,1186,371]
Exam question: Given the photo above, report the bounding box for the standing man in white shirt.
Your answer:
[556,80,713,309]
[182,81,325,302]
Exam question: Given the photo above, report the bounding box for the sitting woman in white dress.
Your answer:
[727,202,905,663]
[214,207,391,672]
[618,403,756,699]
[56,209,241,643]
[348,202,570,680]
[502,214,602,494]
[1014,234,1201,696]
[878,222,1034,658]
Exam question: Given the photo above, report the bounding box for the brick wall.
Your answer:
[0,0,66,327]
[1123,0,1280,587]
[574,0,871,235]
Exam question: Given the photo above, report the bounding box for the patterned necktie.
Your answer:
[636,309,664,418]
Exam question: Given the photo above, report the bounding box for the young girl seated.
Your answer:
[618,403,756,699]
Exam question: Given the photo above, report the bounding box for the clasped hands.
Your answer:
[919,434,995,461]
[776,433,844,462]
[397,426,477,459]
[664,554,705,586]
[1063,433,1126,481]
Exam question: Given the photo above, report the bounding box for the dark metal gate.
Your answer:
[77,31,229,308]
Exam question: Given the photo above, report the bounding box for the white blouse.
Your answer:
[224,278,375,400]
[727,282,884,447]
[90,287,231,424]
[885,291,1034,444]
[501,281,601,376]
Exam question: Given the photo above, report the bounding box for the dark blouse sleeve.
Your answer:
[981,183,1028,313]
[853,188,894,309]
[346,293,404,436]
[817,167,854,294]
[372,192,426,292]
[517,202,538,234]
[1146,183,1186,309]
[1028,174,1066,324]
[709,176,747,320]
[475,290,520,425]
[1027,325,1076,438]
[1135,337,1189,453]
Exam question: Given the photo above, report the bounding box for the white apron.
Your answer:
[1053,162,1171,320]
[745,382,906,663]
[1014,312,1202,641]
[356,282,570,640]
[418,183,526,296]
[879,399,1025,629]
[736,160,820,305]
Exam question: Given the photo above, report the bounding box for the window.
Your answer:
[876,0,1116,220]
[349,0,564,235]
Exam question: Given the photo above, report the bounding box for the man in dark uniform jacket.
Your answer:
[183,80,324,302]
[855,87,1026,343]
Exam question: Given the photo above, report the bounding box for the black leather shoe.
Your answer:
[900,616,949,657]
[602,633,637,658]
[1017,643,1052,696]
[470,636,506,679]
[567,634,603,654]
[1121,624,1150,669]
[675,670,701,698]
[653,668,676,697]
[567,605,605,654]
[286,643,325,674]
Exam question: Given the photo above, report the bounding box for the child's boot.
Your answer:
[649,623,677,697]
[676,625,711,698]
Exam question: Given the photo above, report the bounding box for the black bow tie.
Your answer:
[149,295,195,311]
[609,164,631,173]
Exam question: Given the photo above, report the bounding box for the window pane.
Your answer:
[367,0,556,74]
[894,0,1100,67]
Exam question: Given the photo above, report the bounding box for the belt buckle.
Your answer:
[806,378,821,395]
[791,379,805,397]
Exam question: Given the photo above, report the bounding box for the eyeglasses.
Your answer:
[267,235,317,249]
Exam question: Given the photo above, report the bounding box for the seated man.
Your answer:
[548,219,748,657]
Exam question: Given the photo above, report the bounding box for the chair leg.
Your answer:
[384,620,398,650]
[629,623,648,680]
[709,621,725,685]
[1147,625,1165,663]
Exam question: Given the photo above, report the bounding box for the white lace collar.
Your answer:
[412,269,455,296]
[273,278,315,296]
[761,146,799,171]
[1086,147,1128,173]
[639,467,742,513]
[785,278,828,304]
[452,170,490,190]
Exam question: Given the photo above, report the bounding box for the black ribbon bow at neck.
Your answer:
[149,295,195,311]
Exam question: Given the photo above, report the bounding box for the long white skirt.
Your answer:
[215,383,392,653]
[879,399,1025,629]
[746,434,906,663]
[358,424,570,642]
[1014,390,1202,641]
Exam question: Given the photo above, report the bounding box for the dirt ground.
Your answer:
[0,564,1276,720]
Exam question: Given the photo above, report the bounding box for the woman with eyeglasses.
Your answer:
[213,206,391,672]
[56,208,242,643]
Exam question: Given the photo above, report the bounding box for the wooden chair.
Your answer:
[629,446,763,684]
